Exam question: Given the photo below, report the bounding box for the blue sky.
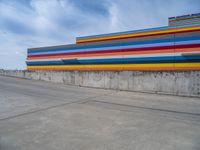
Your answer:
[0,0,200,69]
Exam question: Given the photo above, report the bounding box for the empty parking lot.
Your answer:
[0,75,200,150]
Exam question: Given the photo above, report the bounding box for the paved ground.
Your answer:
[0,75,200,150]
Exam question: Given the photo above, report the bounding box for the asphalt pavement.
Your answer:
[0,75,200,150]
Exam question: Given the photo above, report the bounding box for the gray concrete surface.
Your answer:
[0,75,200,150]
[0,70,200,97]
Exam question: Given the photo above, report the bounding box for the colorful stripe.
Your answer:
[27,47,200,60]
[27,13,200,71]
[76,25,200,44]
[169,13,200,26]
[28,35,200,55]
[27,63,200,71]
[27,52,200,65]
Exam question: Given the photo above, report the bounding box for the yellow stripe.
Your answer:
[27,63,200,70]
[77,25,200,43]
[174,62,200,67]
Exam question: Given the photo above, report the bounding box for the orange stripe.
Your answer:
[28,67,200,71]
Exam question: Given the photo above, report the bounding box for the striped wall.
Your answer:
[27,14,200,71]
[169,13,200,26]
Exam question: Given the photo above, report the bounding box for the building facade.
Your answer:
[27,13,200,71]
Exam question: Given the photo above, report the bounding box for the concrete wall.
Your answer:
[0,70,199,97]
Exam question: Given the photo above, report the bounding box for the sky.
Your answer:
[0,0,200,69]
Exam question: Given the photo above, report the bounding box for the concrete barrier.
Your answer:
[0,70,199,97]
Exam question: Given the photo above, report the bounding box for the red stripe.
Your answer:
[76,29,200,44]
[28,43,200,58]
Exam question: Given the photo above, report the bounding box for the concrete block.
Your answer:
[155,72,175,95]
[104,71,111,89]
[174,71,191,96]
[129,71,157,93]
[24,71,33,79]
[48,71,63,83]
[80,71,88,87]
[107,71,119,90]
[174,71,200,97]
[77,71,83,86]
[87,71,105,88]
[1,70,200,97]
[38,71,51,82]
[119,71,131,90]
[74,71,80,86]
[63,71,75,85]
[30,71,40,80]
[188,71,200,96]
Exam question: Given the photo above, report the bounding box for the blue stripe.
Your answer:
[28,36,200,55]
